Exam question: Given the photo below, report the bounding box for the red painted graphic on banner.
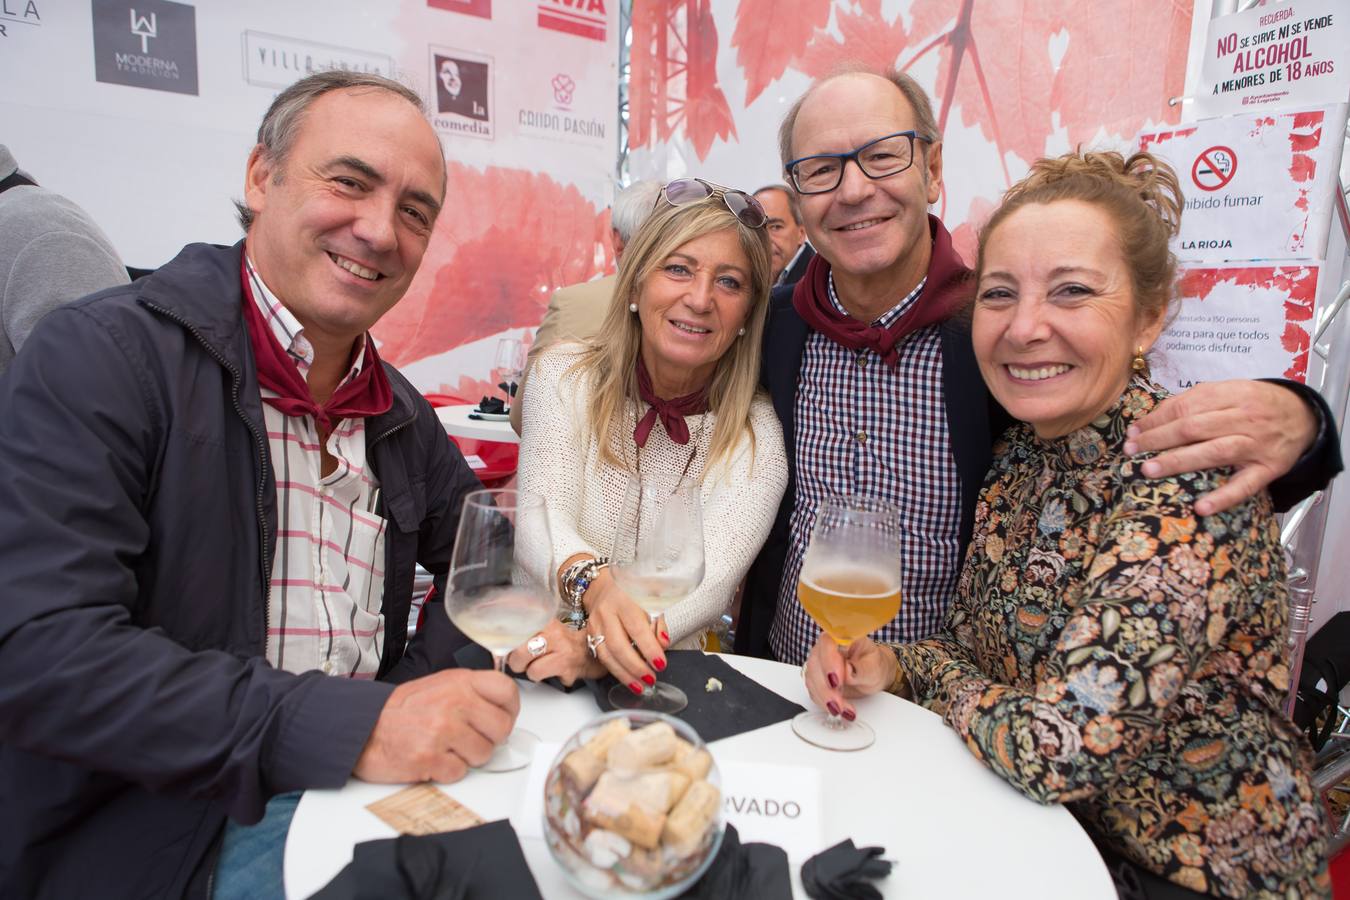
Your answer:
[1177,266,1317,381]
[428,0,491,18]
[1191,146,1237,192]
[537,0,606,42]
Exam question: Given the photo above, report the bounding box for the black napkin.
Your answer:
[800,839,893,900]
[586,651,804,743]
[475,396,505,414]
[308,819,542,900]
[683,823,792,899]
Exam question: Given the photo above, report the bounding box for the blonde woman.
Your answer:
[509,179,787,692]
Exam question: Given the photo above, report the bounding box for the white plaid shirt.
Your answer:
[246,260,387,679]
[769,274,963,664]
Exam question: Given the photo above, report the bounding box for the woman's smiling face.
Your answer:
[972,200,1165,439]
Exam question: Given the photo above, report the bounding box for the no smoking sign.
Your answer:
[1192,146,1237,192]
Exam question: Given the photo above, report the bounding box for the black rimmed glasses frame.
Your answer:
[655,177,768,229]
[785,130,933,195]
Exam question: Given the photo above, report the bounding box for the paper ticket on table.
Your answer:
[366,784,485,836]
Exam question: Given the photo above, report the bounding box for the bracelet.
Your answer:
[559,556,608,629]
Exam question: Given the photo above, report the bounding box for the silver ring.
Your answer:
[527,634,548,657]
[586,633,606,658]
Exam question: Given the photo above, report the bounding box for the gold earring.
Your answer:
[1131,346,1147,372]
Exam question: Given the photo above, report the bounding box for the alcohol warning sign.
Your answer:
[1192,146,1237,192]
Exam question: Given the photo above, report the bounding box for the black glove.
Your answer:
[476,396,506,414]
[800,838,893,900]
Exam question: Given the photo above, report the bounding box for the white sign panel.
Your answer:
[1153,264,1318,392]
[1193,0,1349,118]
[1137,106,1342,262]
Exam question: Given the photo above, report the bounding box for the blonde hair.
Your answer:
[573,194,773,475]
[977,150,1183,326]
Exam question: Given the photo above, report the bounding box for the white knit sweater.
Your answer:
[518,344,788,646]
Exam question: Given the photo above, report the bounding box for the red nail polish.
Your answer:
[826,701,840,716]
[827,672,839,689]
[629,682,643,695]
[641,673,656,686]
[841,708,856,722]
[652,657,666,672]
[660,631,670,644]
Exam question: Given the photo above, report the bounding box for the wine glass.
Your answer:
[606,472,705,714]
[492,337,527,411]
[792,494,904,751]
[444,489,556,772]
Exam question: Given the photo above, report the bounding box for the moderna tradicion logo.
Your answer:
[92,0,198,95]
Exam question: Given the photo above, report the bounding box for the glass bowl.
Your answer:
[542,710,724,898]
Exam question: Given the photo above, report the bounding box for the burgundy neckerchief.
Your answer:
[238,257,393,434]
[791,214,972,367]
[633,354,710,448]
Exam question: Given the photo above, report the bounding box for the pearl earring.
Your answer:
[737,327,746,337]
[628,303,638,313]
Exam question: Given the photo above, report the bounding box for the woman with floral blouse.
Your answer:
[802,151,1329,899]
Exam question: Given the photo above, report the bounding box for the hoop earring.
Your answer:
[628,303,638,313]
[1131,346,1147,372]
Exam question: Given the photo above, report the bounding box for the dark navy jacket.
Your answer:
[0,242,481,899]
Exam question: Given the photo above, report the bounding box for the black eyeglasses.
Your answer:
[657,177,768,228]
[785,131,932,195]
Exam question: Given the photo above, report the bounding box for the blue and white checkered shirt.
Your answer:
[768,274,963,664]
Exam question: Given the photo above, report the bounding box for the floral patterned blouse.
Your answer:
[892,378,1329,899]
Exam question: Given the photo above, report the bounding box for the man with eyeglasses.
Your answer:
[735,67,1342,666]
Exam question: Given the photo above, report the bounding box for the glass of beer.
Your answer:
[607,472,705,713]
[792,494,903,751]
[444,489,556,772]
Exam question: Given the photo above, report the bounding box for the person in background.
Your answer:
[737,66,1342,666]
[0,73,518,900]
[510,179,662,434]
[0,144,129,373]
[507,178,787,690]
[754,182,813,286]
[803,151,1330,899]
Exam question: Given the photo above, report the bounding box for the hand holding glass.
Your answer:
[607,473,704,713]
[444,489,555,772]
[793,494,904,751]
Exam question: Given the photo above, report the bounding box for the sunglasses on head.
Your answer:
[657,177,768,229]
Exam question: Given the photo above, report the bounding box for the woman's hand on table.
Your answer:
[505,619,606,686]
[584,571,671,695]
[804,635,897,720]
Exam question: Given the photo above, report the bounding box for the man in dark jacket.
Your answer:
[738,68,1342,664]
[0,72,517,899]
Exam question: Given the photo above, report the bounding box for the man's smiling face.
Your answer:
[243,87,445,349]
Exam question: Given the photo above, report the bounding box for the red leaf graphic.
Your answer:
[798,0,912,79]
[733,0,831,106]
[373,164,609,367]
[948,195,997,268]
[686,1,738,160]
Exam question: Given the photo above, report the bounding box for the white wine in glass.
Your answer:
[445,489,555,772]
[792,495,903,751]
[607,472,704,714]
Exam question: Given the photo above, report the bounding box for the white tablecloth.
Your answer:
[434,403,520,444]
[284,654,1115,899]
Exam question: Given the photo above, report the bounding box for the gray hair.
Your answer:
[235,71,431,231]
[778,65,940,171]
[753,184,801,224]
[610,179,662,243]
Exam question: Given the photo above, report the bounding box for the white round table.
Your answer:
[434,404,520,444]
[284,655,1115,899]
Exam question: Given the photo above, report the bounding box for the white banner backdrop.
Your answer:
[1137,103,1347,263]
[1192,0,1349,119]
[0,0,619,397]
